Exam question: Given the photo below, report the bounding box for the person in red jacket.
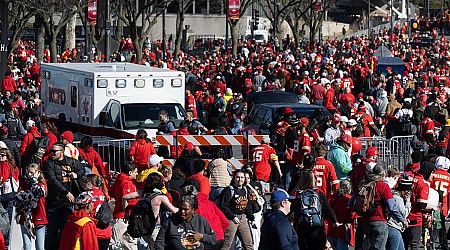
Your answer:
[20,120,40,157]
[129,129,156,172]
[40,120,59,163]
[79,136,106,178]
[323,82,337,114]
[82,174,112,250]
[185,89,198,118]
[16,163,47,250]
[1,71,17,94]
[59,192,99,250]
[187,159,211,195]
[110,163,139,249]
[170,121,190,158]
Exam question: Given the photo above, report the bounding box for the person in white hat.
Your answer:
[20,119,41,163]
[430,156,450,249]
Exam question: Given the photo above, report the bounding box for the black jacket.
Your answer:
[43,156,85,209]
[1,138,20,167]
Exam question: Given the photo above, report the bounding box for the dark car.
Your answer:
[245,91,299,112]
[240,103,331,135]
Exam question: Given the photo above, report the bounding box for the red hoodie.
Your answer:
[170,129,190,158]
[20,126,40,156]
[195,192,229,240]
[59,210,99,250]
[79,146,105,177]
[42,131,58,162]
[129,139,156,172]
[110,173,139,219]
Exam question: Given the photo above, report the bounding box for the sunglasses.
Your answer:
[50,149,61,154]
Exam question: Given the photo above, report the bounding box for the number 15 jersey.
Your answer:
[430,168,450,216]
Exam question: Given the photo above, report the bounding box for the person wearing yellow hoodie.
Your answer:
[224,88,233,110]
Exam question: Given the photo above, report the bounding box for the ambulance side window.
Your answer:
[71,86,77,108]
[109,103,121,129]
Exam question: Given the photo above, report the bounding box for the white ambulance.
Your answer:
[40,63,186,139]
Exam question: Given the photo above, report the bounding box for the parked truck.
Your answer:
[40,63,186,140]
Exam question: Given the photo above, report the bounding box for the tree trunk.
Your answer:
[174,10,184,60]
[230,21,238,56]
[277,20,283,51]
[36,17,46,63]
[50,34,58,63]
[133,38,143,63]
[64,12,77,50]
[114,5,124,41]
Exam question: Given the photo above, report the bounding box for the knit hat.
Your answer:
[61,131,74,143]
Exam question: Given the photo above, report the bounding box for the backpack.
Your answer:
[297,188,323,227]
[21,135,49,168]
[127,192,159,238]
[95,199,112,229]
[351,180,379,216]
[6,116,19,137]
[0,203,9,239]
[354,114,366,137]
[213,126,228,135]
[399,110,412,135]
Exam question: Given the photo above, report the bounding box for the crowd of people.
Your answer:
[4,14,450,250]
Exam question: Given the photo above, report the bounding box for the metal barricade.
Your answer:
[359,135,413,171]
[76,134,263,172]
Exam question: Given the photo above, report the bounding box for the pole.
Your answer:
[273,0,276,41]
[390,0,393,43]
[368,0,371,37]
[162,9,166,61]
[85,6,90,59]
[310,0,313,43]
[0,0,7,79]
[225,0,229,43]
[104,0,110,62]
[407,0,411,37]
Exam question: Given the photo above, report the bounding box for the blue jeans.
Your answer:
[363,221,388,250]
[209,187,224,205]
[21,224,46,250]
[386,226,405,250]
[328,236,349,250]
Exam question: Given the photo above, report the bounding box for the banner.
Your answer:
[313,0,322,11]
[228,0,240,20]
[88,0,97,25]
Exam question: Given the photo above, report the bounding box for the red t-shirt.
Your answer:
[291,131,311,166]
[314,157,339,198]
[251,144,277,182]
[407,173,429,227]
[430,169,450,216]
[363,181,393,222]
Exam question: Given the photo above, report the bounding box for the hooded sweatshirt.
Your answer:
[59,210,99,250]
[154,213,217,250]
[79,146,104,176]
[19,126,40,156]
[327,142,352,180]
[129,138,156,172]
[196,192,229,240]
[110,173,139,219]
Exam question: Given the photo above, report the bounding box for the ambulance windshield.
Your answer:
[122,103,186,129]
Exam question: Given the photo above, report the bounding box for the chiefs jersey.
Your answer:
[340,77,354,90]
[251,144,277,182]
[430,169,450,216]
[314,157,339,198]
[291,131,311,166]
[407,173,429,227]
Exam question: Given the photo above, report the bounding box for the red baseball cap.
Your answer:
[299,117,309,127]
[333,116,341,123]
[284,107,294,115]
[184,142,195,151]
[386,66,392,71]
[366,147,380,157]
[338,134,352,145]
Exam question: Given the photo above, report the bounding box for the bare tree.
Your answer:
[26,0,85,62]
[111,0,172,63]
[227,0,253,56]
[258,0,302,50]
[7,0,37,52]
[286,0,334,44]
[173,0,194,59]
